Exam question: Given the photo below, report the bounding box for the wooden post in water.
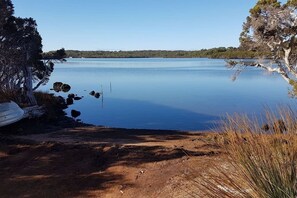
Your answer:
[101,85,104,109]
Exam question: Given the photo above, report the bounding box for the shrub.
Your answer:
[34,91,67,122]
[198,108,297,198]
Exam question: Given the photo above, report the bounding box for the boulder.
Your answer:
[68,93,75,98]
[66,97,73,105]
[89,91,95,96]
[71,110,81,118]
[53,82,63,92]
[61,84,71,92]
[94,92,100,98]
[74,96,83,101]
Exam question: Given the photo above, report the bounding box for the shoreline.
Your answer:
[0,116,221,197]
[49,48,270,59]
[0,114,214,135]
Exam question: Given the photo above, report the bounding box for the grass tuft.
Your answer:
[197,107,297,198]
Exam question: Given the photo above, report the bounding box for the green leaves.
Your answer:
[0,0,14,23]
[250,0,281,16]
[286,0,297,7]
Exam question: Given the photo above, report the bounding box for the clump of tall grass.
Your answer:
[199,108,297,198]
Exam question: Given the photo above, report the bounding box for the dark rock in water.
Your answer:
[53,82,71,93]
[273,120,286,133]
[89,91,95,96]
[261,124,269,131]
[53,82,63,91]
[94,92,100,98]
[68,93,75,98]
[71,110,81,118]
[61,84,71,92]
[66,97,74,105]
[74,96,83,100]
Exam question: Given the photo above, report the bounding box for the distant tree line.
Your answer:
[44,47,270,59]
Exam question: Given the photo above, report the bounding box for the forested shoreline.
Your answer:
[45,47,270,59]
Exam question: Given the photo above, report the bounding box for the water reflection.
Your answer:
[41,58,296,130]
[68,97,220,130]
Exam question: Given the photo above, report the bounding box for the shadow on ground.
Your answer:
[56,126,206,144]
[0,127,220,198]
[0,115,88,135]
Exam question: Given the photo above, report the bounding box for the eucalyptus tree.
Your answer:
[0,0,65,105]
[228,0,297,94]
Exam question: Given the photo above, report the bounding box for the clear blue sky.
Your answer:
[13,0,260,52]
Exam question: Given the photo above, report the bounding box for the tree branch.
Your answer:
[226,60,291,83]
[255,62,290,83]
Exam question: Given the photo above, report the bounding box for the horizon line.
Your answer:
[45,46,239,52]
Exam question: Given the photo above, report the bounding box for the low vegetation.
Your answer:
[198,108,297,198]
[0,90,20,104]
[45,47,270,59]
[33,91,67,121]
[0,90,66,122]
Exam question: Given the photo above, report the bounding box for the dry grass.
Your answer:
[196,108,297,198]
[34,91,67,121]
[0,90,21,104]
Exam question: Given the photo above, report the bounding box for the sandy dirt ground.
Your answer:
[0,126,223,198]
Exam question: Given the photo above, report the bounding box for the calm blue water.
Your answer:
[41,58,296,131]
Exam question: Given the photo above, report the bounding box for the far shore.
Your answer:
[45,47,270,60]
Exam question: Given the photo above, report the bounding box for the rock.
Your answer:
[89,91,95,96]
[74,96,83,100]
[66,97,73,105]
[94,92,100,98]
[71,110,81,118]
[61,84,71,92]
[53,82,63,91]
[56,96,66,105]
[68,93,75,98]
[53,82,71,92]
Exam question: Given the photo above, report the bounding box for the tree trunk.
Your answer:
[23,65,37,106]
[284,48,291,69]
[22,50,37,106]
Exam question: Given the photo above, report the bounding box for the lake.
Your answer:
[41,58,296,131]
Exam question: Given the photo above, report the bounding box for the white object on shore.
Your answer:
[0,101,25,127]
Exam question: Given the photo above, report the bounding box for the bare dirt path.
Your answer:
[0,126,222,198]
